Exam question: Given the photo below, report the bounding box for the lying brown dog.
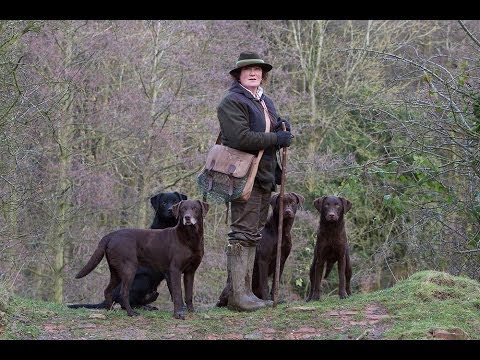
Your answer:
[306,195,352,301]
[252,192,304,300]
[74,199,209,319]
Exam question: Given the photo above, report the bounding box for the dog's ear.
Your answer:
[150,194,161,210]
[172,201,183,218]
[197,200,209,215]
[174,191,188,201]
[340,197,352,214]
[292,192,305,209]
[270,193,279,208]
[313,196,325,212]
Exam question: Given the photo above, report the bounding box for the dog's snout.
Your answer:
[327,212,338,220]
[284,208,294,217]
[182,212,197,225]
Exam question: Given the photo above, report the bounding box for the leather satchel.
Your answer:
[197,141,263,203]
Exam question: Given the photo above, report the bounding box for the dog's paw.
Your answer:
[174,311,186,320]
[216,296,228,307]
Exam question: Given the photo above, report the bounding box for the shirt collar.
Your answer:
[239,82,264,100]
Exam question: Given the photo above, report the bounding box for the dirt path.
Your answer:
[28,302,392,340]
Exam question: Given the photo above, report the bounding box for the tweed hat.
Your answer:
[229,51,273,75]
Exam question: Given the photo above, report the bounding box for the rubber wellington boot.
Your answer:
[216,274,231,307]
[227,243,266,312]
[246,246,273,307]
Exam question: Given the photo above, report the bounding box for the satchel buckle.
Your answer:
[206,159,216,191]
[227,164,236,196]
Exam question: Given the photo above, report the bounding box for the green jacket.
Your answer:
[217,81,279,191]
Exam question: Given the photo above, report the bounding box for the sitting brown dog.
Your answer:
[306,195,352,301]
[216,192,304,306]
[252,192,304,300]
[74,199,209,319]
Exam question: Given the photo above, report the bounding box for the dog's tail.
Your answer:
[67,301,108,309]
[75,235,110,279]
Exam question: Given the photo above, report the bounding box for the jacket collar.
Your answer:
[230,81,264,101]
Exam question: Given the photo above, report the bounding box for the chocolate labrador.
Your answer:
[306,195,352,301]
[216,192,304,306]
[73,199,209,319]
[252,192,304,301]
[68,191,187,310]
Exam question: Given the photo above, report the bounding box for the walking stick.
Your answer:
[273,122,288,306]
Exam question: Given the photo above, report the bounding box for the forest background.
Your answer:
[0,20,479,308]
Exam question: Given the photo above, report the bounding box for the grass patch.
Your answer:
[1,270,479,339]
[372,270,480,339]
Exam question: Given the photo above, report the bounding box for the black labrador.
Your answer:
[151,191,188,229]
[67,191,187,310]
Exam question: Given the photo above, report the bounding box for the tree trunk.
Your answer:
[49,25,75,303]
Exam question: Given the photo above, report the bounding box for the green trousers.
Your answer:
[227,182,271,247]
